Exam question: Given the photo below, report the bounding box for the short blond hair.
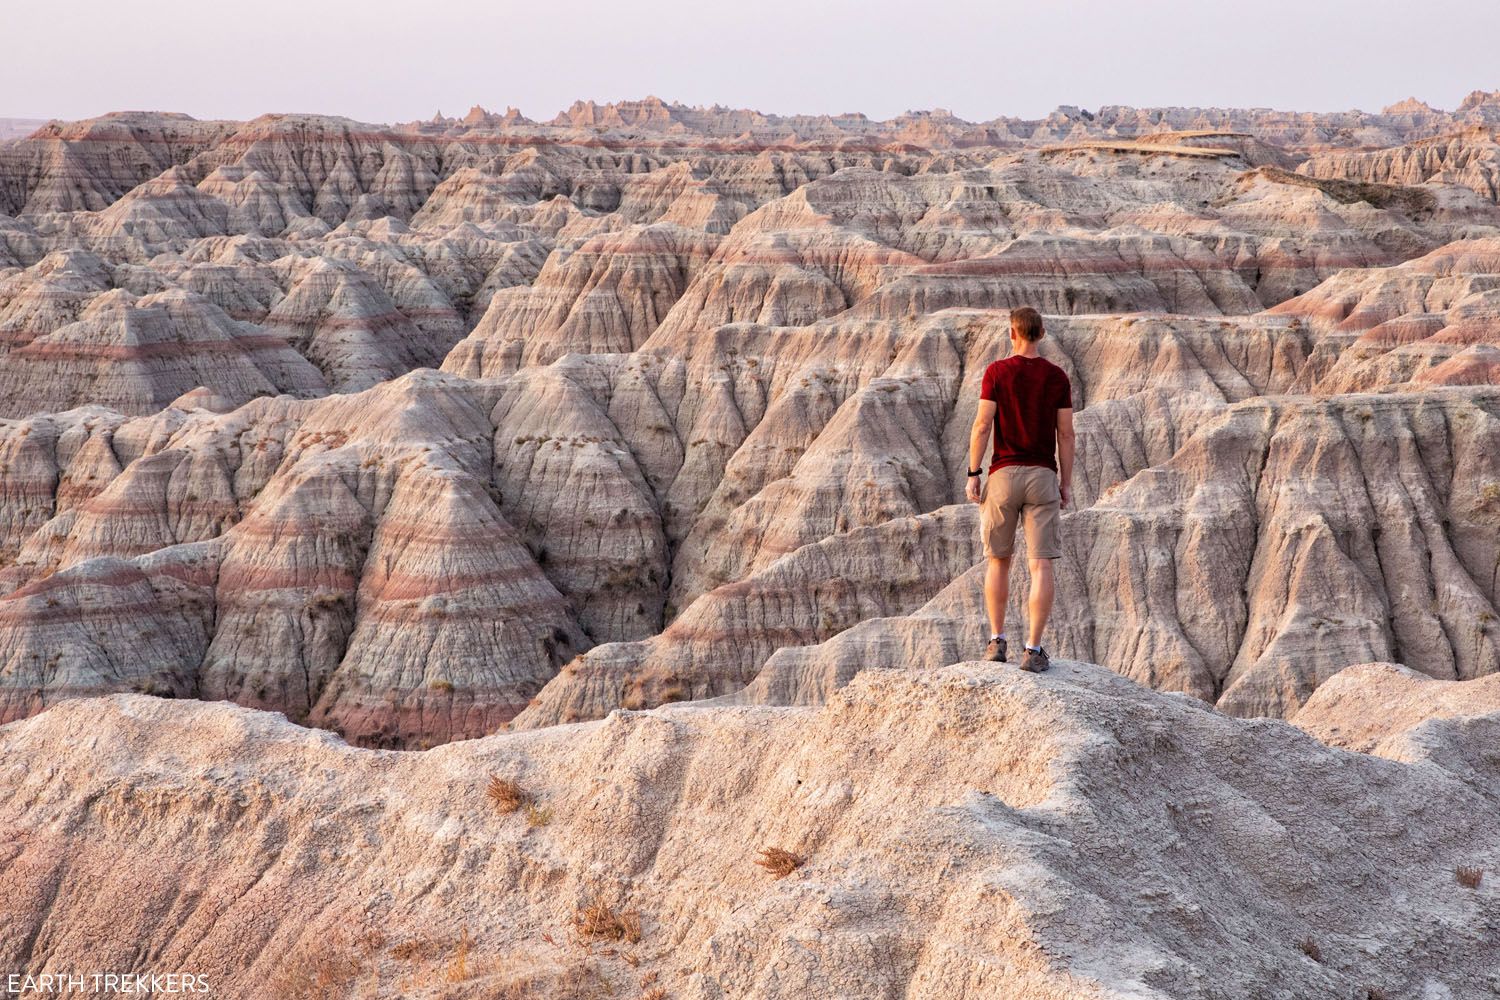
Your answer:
[1010,307,1044,341]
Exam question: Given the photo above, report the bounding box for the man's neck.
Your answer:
[1011,339,1041,358]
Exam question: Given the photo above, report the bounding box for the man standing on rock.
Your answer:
[965,307,1075,672]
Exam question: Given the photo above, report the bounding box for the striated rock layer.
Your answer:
[2,95,1500,742]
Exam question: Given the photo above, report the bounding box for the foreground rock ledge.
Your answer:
[2,661,1497,999]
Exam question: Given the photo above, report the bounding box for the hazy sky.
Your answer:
[4,0,1496,123]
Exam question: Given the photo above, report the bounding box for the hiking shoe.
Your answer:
[984,636,1008,663]
[1020,646,1051,673]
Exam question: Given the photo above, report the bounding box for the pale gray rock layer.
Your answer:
[0,100,1498,744]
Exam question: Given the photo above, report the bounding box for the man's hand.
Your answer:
[965,474,982,504]
[1060,481,1072,509]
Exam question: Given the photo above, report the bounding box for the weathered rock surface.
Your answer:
[1273,237,1500,390]
[1300,128,1500,204]
[4,662,1500,998]
[1292,660,1500,754]
[2,96,1499,742]
[0,372,585,746]
[719,389,1500,722]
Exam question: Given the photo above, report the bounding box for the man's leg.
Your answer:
[985,555,1011,639]
[1025,557,1054,648]
[979,471,1020,661]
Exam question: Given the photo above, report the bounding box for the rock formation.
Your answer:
[0,95,1497,746]
[4,661,1500,997]
[4,90,1500,999]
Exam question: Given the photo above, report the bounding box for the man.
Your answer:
[965,307,1075,672]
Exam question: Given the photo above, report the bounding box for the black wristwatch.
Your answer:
[967,468,983,477]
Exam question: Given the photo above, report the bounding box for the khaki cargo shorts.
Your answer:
[980,465,1062,559]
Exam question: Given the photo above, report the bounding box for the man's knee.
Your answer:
[1027,557,1053,576]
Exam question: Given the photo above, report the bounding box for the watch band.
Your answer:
[967,468,983,477]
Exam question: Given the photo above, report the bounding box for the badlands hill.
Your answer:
[4,660,1500,999]
[1,95,1498,746]
[1,91,1499,998]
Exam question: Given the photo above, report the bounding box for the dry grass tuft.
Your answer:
[268,936,361,1000]
[1366,988,1391,1000]
[754,847,803,879]
[525,802,554,828]
[487,776,527,813]
[390,936,443,961]
[640,989,668,1000]
[573,900,642,944]
[1297,936,1322,962]
[446,926,473,983]
[1457,865,1484,889]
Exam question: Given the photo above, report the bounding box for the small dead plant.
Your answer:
[754,847,803,879]
[390,935,443,962]
[1457,865,1484,889]
[640,988,668,1000]
[525,802,554,828]
[268,936,361,1000]
[573,900,642,944]
[1365,988,1391,1000]
[487,776,527,813]
[1297,936,1322,962]
[446,926,473,983]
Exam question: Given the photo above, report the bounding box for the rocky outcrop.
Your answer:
[0,287,325,417]
[1299,128,1500,203]
[0,372,586,745]
[1292,660,1500,754]
[1273,237,1500,390]
[4,661,1500,998]
[1,97,1499,744]
[444,224,719,377]
[730,389,1500,721]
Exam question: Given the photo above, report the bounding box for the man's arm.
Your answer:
[1056,407,1075,509]
[966,399,997,503]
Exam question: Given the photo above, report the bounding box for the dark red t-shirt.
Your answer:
[979,355,1074,473]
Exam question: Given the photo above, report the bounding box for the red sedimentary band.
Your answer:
[15,333,296,362]
[353,591,571,616]
[919,251,1398,278]
[1353,316,1447,346]
[0,698,47,727]
[319,698,530,743]
[0,483,60,498]
[1428,324,1500,345]
[386,306,462,320]
[0,598,167,626]
[213,565,361,592]
[3,558,219,599]
[658,622,816,646]
[355,569,565,599]
[717,246,917,267]
[73,498,240,515]
[1336,311,1398,332]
